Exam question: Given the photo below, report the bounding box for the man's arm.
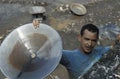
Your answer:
[110,34,120,49]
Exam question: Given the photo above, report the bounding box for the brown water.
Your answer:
[9,33,48,72]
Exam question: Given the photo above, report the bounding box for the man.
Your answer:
[60,24,120,79]
[32,20,120,79]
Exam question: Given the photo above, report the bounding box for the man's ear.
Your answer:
[77,34,81,42]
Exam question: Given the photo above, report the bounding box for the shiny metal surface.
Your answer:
[0,23,62,79]
[70,3,87,15]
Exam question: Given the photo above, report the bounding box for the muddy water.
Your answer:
[9,33,48,72]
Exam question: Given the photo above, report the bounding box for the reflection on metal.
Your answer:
[70,3,87,15]
[0,23,62,79]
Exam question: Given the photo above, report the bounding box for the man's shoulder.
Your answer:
[62,49,79,53]
[62,49,80,56]
[94,46,111,55]
[95,46,110,50]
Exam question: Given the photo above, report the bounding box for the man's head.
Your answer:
[78,24,99,54]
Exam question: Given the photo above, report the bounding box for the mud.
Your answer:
[0,0,120,79]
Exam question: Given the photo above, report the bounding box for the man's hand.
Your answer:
[32,19,40,29]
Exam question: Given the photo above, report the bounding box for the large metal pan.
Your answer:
[0,23,62,79]
[70,3,87,15]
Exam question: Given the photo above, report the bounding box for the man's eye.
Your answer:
[93,40,97,42]
[85,38,89,40]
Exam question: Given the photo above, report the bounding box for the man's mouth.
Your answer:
[86,46,92,50]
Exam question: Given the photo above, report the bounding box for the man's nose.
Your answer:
[88,40,92,46]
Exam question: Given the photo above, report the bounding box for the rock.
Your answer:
[29,6,46,14]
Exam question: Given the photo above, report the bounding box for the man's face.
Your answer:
[78,29,98,54]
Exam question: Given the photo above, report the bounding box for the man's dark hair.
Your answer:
[80,24,99,39]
